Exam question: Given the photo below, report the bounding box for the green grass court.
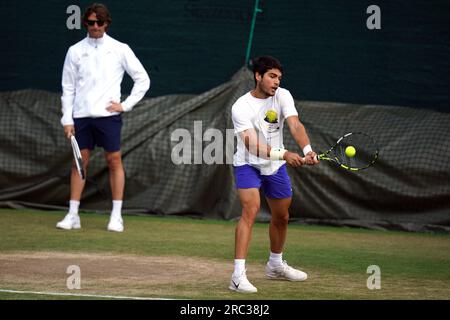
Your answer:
[0,209,449,300]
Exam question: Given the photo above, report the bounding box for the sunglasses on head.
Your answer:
[86,19,105,27]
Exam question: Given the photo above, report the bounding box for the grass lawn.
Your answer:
[0,209,449,300]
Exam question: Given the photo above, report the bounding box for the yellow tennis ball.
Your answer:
[345,146,356,158]
[265,110,278,123]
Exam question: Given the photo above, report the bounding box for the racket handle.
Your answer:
[301,155,320,162]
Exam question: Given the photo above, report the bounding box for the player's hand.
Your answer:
[305,151,319,165]
[283,151,306,167]
[64,125,75,139]
[106,101,124,113]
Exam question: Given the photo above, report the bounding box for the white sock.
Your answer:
[69,200,80,215]
[233,259,246,277]
[268,252,283,268]
[111,200,123,218]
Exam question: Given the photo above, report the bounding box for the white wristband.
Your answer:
[302,144,312,156]
[270,148,287,160]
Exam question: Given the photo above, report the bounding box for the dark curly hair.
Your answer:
[251,56,283,85]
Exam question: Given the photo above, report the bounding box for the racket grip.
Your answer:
[301,155,320,162]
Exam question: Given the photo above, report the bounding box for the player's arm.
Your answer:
[239,128,305,167]
[61,48,76,139]
[115,44,151,112]
[286,116,319,165]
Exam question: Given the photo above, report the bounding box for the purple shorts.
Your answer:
[74,115,122,152]
[233,164,293,199]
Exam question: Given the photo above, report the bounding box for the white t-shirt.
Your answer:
[231,87,298,175]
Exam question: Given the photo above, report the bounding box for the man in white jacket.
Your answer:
[57,3,150,232]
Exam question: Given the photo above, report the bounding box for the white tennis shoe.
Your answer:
[56,213,81,230]
[107,215,124,232]
[229,270,257,293]
[266,260,308,281]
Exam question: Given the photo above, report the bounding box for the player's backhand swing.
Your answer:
[229,56,318,293]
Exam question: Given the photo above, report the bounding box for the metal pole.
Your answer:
[245,0,263,66]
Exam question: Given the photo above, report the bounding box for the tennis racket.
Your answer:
[310,132,378,171]
[70,135,85,180]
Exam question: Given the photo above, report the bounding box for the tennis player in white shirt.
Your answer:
[229,56,319,293]
[57,3,150,232]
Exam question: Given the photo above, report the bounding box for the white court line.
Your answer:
[0,289,175,300]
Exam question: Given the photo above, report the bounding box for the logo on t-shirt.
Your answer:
[264,109,278,124]
[261,109,280,134]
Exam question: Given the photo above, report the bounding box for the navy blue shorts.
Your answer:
[74,115,122,152]
[233,164,293,199]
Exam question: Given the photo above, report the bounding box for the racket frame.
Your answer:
[316,132,378,171]
[70,135,86,180]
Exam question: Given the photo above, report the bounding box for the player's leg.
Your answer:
[235,188,261,259]
[229,165,261,293]
[70,149,91,201]
[57,118,94,230]
[94,115,125,232]
[105,151,125,201]
[229,187,260,293]
[262,164,307,281]
[266,196,291,255]
[104,151,125,232]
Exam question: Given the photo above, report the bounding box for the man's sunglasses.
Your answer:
[86,19,105,27]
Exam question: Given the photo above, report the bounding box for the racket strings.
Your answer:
[333,133,378,169]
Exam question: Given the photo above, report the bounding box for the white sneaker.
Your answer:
[56,213,81,230]
[229,270,257,293]
[266,260,308,281]
[107,215,124,232]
